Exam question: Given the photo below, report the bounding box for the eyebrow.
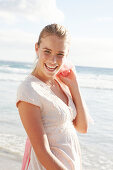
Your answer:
[42,47,64,53]
[58,51,65,53]
[43,47,52,51]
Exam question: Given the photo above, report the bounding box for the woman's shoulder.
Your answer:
[18,74,43,90]
[17,74,49,99]
[16,74,44,108]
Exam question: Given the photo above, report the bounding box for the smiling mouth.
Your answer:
[44,63,58,72]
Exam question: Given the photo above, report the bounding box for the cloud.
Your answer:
[0,10,15,24]
[0,28,36,62]
[0,29,34,44]
[0,0,64,23]
[96,17,113,23]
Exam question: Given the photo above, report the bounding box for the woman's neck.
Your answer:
[31,68,56,86]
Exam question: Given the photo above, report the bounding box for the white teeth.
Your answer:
[45,64,58,70]
[46,65,57,69]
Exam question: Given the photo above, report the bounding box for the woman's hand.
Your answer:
[56,68,78,88]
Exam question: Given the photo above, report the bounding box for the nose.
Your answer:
[50,54,57,63]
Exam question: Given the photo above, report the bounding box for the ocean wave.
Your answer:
[78,74,113,90]
[0,62,113,90]
[0,133,26,157]
[0,72,113,90]
[0,65,30,74]
[0,72,28,82]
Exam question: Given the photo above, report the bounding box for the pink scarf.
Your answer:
[21,137,31,170]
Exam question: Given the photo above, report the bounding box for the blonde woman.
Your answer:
[16,24,89,170]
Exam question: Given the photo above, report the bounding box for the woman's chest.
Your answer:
[32,80,76,124]
[39,87,76,127]
[41,90,70,124]
[50,84,69,107]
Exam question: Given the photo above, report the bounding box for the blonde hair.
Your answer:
[32,23,71,72]
[38,23,71,46]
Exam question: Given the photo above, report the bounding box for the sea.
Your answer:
[0,60,113,170]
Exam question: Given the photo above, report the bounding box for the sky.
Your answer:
[0,0,113,68]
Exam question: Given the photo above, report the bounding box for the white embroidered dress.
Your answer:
[16,74,82,170]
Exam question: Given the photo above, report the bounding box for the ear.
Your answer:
[35,42,39,52]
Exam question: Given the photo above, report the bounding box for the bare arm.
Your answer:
[56,72,89,134]
[18,101,67,170]
[69,82,89,133]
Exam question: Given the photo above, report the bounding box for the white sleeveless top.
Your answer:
[16,74,82,170]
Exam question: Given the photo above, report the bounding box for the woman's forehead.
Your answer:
[41,35,65,43]
[40,35,69,51]
[42,47,66,53]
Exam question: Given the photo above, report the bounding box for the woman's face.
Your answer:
[35,35,69,79]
